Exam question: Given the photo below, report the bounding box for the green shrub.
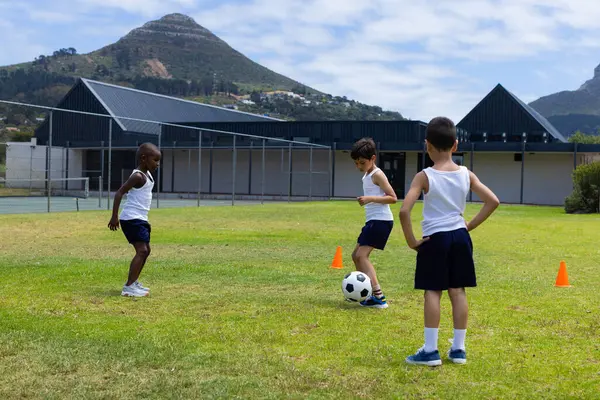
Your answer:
[565,162,600,213]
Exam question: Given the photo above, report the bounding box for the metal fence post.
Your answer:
[330,143,335,199]
[469,142,474,202]
[520,134,526,205]
[198,130,202,207]
[261,139,266,204]
[280,148,284,200]
[100,140,105,207]
[107,119,112,210]
[98,176,103,208]
[47,111,53,213]
[187,143,192,197]
[232,135,237,206]
[288,142,292,202]
[248,141,253,195]
[309,147,313,201]
[65,141,70,190]
[209,141,214,195]
[172,141,177,194]
[157,126,161,208]
[29,142,34,195]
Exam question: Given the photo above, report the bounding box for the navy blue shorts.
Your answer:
[120,219,151,244]
[415,228,476,290]
[357,220,394,250]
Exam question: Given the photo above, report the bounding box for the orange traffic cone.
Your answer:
[555,260,571,287]
[330,246,343,269]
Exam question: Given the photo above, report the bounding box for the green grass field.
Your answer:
[0,202,599,399]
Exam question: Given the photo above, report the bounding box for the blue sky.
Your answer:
[1,0,600,122]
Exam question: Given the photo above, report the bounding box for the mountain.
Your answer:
[528,64,600,135]
[0,13,403,125]
[547,114,600,137]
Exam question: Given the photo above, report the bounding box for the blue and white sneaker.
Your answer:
[405,347,442,366]
[133,280,149,293]
[447,348,467,364]
[360,295,388,309]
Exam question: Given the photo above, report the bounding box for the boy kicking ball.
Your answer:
[350,137,397,308]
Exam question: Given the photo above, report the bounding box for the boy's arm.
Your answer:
[358,170,398,205]
[108,173,144,231]
[466,171,499,232]
[399,171,429,250]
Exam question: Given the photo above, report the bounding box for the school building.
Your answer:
[8,78,600,206]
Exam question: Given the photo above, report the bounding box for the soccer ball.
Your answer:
[341,271,372,302]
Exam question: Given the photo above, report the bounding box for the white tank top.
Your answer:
[119,169,154,221]
[421,166,470,236]
[362,167,394,222]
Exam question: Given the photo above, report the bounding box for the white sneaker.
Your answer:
[133,281,150,293]
[121,284,148,297]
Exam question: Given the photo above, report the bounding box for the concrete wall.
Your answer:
[334,150,362,197]
[334,150,577,206]
[9,142,582,205]
[5,140,86,191]
[404,152,418,196]
[463,152,576,205]
[161,147,331,197]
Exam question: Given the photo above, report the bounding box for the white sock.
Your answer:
[424,328,438,352]
[452,329,466,350]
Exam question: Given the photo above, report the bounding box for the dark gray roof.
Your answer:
[504,86,567,143]
[81,78,280,135]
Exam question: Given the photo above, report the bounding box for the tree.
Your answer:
[250,91,262,104]
[568,130,600,144]
[565,161,600,213]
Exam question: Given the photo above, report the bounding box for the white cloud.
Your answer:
[4,0,600,121]
[75,0,200,16]
[0,20,47,65]
[193,0,600,120]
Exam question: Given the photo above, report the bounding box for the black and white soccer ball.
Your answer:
[341,271,372,302]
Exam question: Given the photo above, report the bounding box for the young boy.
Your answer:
[108,142,161,297]
[350,137,397,309]
[399,117,499,366]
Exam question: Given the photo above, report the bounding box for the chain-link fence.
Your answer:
[0,101,332,214]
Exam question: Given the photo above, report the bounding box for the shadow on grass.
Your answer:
[312,297,379,311]
[100,290,127,297]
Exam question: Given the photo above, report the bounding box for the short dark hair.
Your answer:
[350,137,377,160]
[426,117,457,151]
[136,142,160,163]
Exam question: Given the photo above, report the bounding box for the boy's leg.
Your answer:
[424,290,442,351]
[351,244,380,292]
[405,289,443,366]
[446,228,475,364]
[352,244,388,308]
[353,220,392,301]
[406,232,447,366]
[448,288,468,350]
[126,242,150,286]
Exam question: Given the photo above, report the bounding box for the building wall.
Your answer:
[67,149,84,182]
[405,152,419,196]
[161,147,331,197]
[331,150,576,206]
[334,150,362,197]
[463,152,575,205]
[5,141,86,190]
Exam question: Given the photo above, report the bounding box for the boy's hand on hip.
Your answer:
[409,237,429,251]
